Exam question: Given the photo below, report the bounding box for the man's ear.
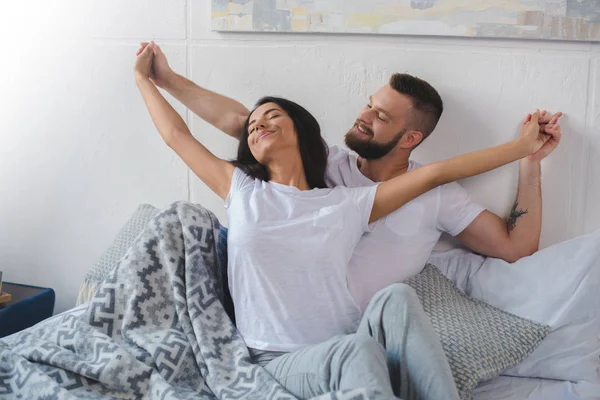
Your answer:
[400,130,424,150]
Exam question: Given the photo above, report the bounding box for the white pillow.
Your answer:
[462,229,600,383]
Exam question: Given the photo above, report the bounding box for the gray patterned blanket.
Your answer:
[0,202,386,400]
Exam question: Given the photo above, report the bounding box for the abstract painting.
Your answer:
[211,0,600,41]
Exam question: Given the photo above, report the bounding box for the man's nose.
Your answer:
[359,110,375,125]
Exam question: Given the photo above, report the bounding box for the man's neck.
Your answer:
[357,152,411,183]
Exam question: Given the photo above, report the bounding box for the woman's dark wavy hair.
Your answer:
[232,96,329,189]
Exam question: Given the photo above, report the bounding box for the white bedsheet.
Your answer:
[474,376,600,400]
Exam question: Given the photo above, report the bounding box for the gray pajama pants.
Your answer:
[249,283,460,400]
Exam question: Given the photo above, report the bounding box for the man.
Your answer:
[135,42,561,399]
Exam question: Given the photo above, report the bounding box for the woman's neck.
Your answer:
[267,154,311,190]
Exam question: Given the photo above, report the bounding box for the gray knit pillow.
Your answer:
[76,204,160,305]
[405,264,551,400]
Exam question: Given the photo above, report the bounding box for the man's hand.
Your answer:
[521,110,563,162]
[136,41,175,89]
[134,42,155,83]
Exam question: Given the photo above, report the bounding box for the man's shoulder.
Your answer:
[409,159,464,190]
[407,159,423,171]
[406,160,471,211]
[328,145,351,163]
[326,145,365,187]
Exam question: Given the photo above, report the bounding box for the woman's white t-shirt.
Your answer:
[225,168,378,352]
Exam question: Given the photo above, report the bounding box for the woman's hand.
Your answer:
[519,110,562,159]
[521,110,563,162]
[136,41,175,88]
[134,41,155,83]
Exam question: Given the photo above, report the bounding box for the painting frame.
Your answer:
[211,0,600,42]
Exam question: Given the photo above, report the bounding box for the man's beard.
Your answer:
[344,125,405,160]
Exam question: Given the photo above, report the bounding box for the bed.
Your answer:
[2,203,599,400]
[5,303,599,400]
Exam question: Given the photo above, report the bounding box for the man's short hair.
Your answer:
[389,73,443,146]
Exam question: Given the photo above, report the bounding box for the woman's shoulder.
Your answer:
[232,167,255,187]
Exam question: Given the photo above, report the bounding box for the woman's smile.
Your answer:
[257,130,275,142]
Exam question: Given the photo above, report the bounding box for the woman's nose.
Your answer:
[255,118,267,129]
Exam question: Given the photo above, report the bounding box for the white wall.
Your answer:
[1,1,599,314]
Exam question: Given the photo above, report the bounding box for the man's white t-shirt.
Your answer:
[326,146,486,312]
[225,168,378,352]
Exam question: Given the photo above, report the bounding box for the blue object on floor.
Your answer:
[0,282,55,338]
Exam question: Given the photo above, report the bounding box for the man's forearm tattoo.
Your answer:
[507,202,528,233]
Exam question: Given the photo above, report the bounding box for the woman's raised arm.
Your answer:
[134,43,234,200]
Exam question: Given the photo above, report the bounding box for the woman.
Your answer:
[134,43,555,399]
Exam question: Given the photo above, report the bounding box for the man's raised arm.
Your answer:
[457,110,562,262]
